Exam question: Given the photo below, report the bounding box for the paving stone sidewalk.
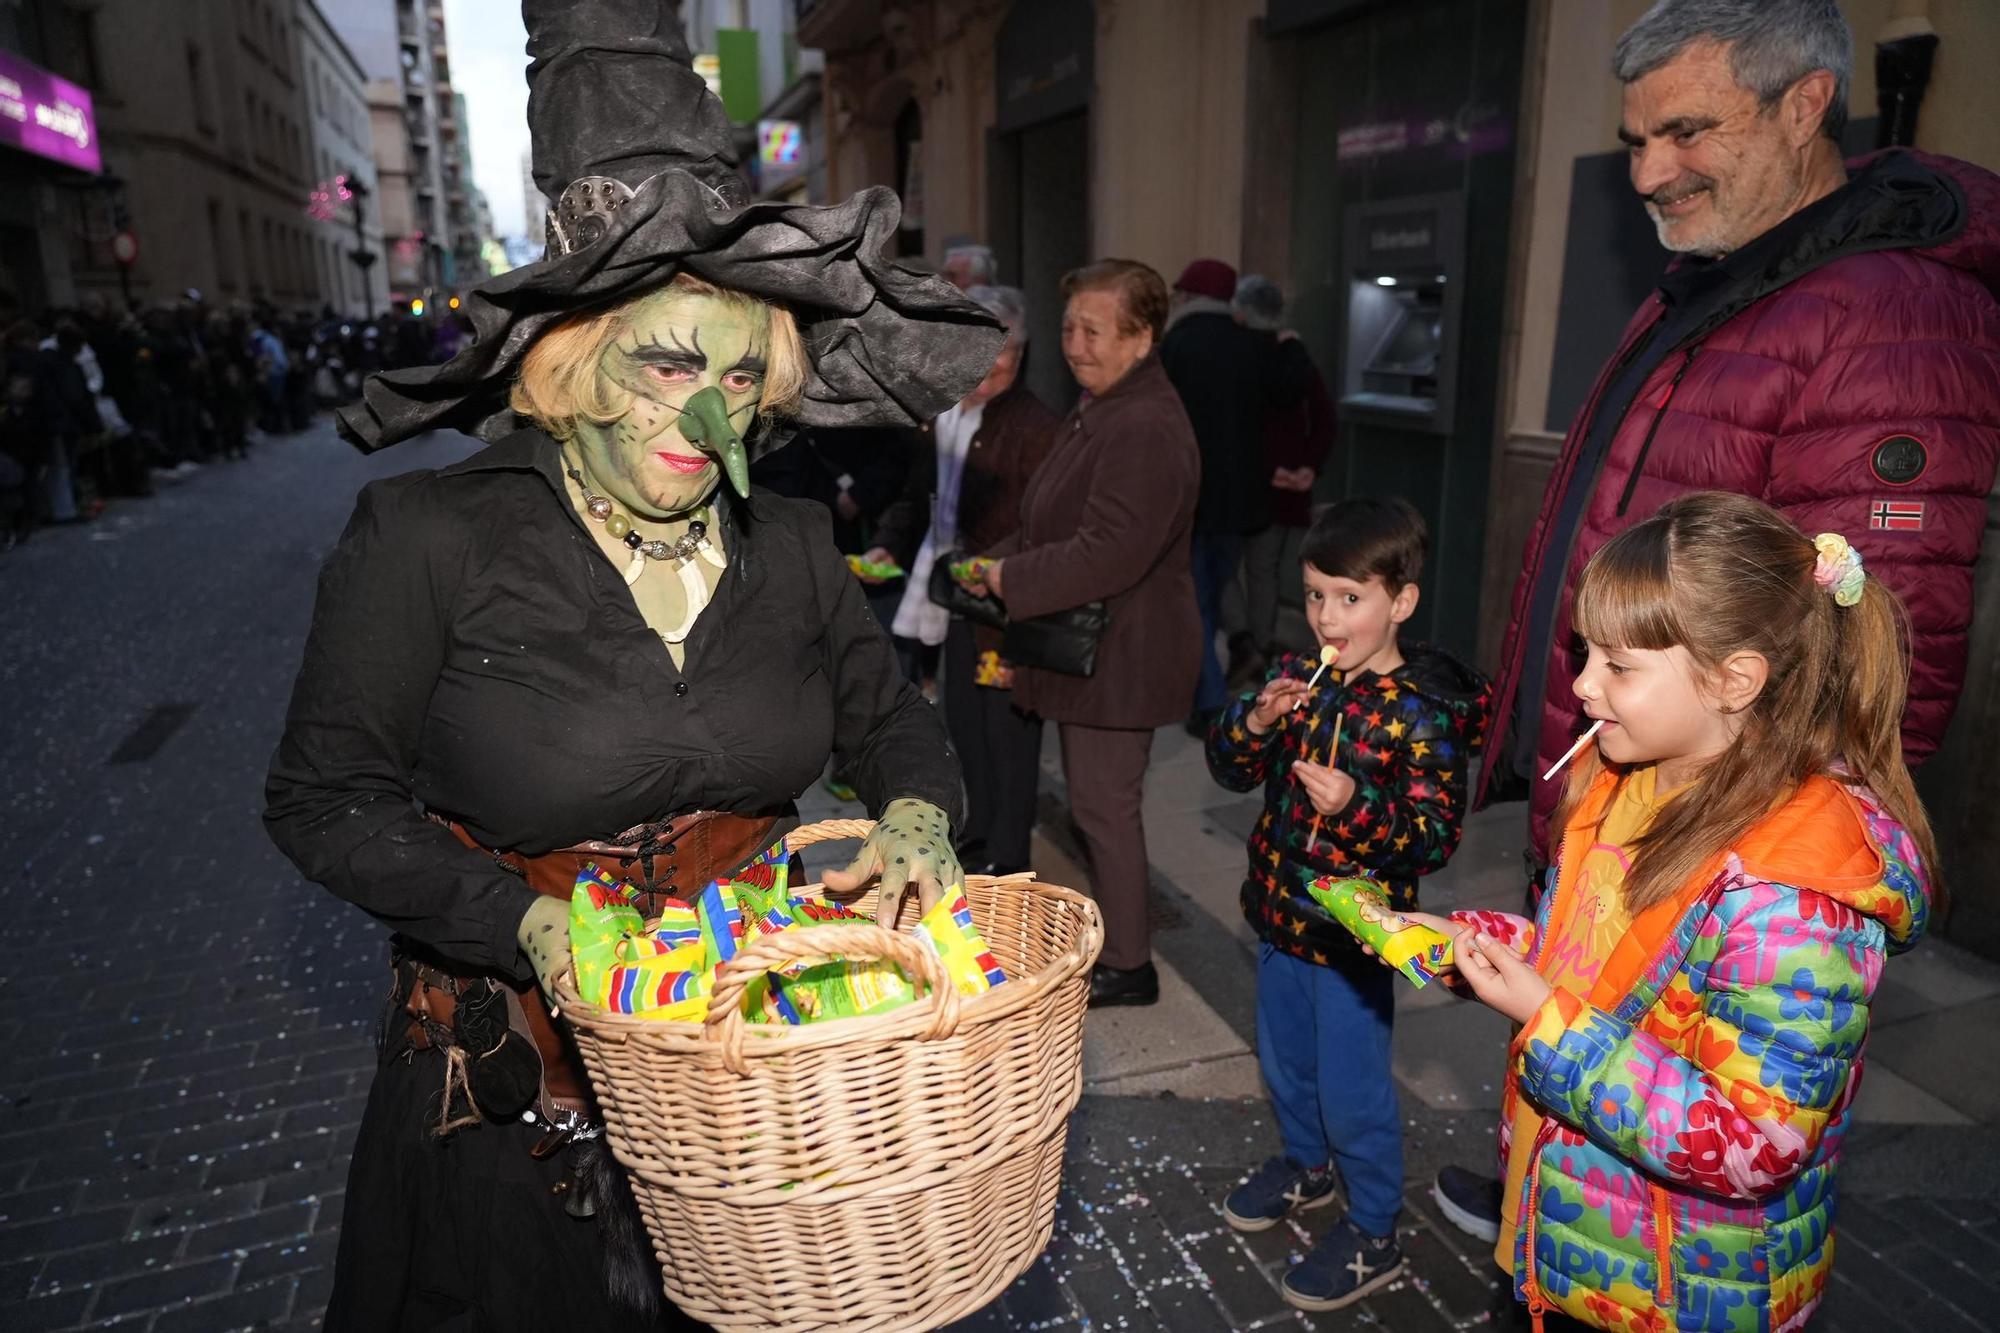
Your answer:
[2,420,1996,1331]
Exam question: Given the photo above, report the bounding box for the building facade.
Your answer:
[444,89,485,285]
[24,0,388,312]
[0,0,104,315]
[321,0,454,299]
[803,0,2000,954]
[298,0,388,317]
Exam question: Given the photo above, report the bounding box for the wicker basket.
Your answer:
[552,818,1104,1332]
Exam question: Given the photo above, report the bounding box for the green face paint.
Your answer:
[571,287,769,518]
[676,385,751,500]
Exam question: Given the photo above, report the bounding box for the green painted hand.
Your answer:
[517,895,572,1000]
[819,798,966,928]
[677,384,751,499]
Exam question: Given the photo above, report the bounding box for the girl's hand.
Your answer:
[1451,926,1553,1024]
[1292,760,1356,816]
[1247,677,1309,734]
[982,559,1004,599]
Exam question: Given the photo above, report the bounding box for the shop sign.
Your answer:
[1358,206,1443,268]
[0,49,101,174]
[758,120,803,168]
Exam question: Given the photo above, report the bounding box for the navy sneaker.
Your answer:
[1221,1156,1338,1233]
[1432,1164,1502,1243]
[1281,1215,1405,1312]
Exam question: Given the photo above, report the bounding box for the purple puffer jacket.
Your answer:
[1477,150,2000,859]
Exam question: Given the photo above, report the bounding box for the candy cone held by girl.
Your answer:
[1406,492,1934,1333]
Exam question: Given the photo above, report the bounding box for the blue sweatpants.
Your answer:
[1255,941,1402,1237]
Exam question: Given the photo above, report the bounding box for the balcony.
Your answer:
[795,0,882,54]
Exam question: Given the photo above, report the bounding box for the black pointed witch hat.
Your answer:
[336,0,1003,453]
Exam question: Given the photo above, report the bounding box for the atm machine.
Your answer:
[1338,192,1467,436]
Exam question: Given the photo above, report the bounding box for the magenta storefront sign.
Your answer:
[0,49,101,174]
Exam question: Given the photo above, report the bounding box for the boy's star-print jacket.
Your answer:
[1205,645,1491,967]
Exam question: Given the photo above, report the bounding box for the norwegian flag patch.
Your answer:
[1870,499,1926,532]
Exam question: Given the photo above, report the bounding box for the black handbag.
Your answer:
[927,550,1107,677]
[927,551,1007,630]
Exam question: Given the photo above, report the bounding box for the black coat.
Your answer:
[265,427,961,982]
[1158,306,1310,536]
[748,425,919,554]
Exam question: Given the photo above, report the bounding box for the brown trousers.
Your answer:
[1058,721,1157,970]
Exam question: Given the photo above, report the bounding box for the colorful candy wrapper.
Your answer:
[845,553,906,580]
[569,864,645,1005]
[601,941,711,1022]
[1306,877,1455,988]
[569,839,1011,1025]
[913,887,1008,996]
[949,556,995,587]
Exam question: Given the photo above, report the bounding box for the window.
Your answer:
[187,45,214,133]
[209,199,232,290]
[240,209,259,293]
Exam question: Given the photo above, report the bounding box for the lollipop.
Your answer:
[1305,643,1340,691]
[1293,644,1340,715]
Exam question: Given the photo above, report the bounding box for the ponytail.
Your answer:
[1835,577,1943,903]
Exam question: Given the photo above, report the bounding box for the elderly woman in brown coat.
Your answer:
[976,259,1201,1006]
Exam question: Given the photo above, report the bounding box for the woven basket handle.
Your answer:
[704,920,962,1075]
[783,817,877,851]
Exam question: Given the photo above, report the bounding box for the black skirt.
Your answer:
[324,1033,708,1332]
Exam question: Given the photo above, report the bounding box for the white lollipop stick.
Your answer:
[1296,645,1340,711]
[1541,719,1606,782]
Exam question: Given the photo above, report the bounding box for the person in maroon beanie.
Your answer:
[1226,275,1336,684]
[1159,258,1310,732]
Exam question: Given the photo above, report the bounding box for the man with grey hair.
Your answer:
[941,243,997,291]
[866,284,1059,875]
[1442,0,2000,1277]
[1225,276,1336,684]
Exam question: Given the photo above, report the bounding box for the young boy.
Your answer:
[1203,496,1491,1312]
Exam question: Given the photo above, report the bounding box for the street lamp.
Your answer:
[345,175,377,319]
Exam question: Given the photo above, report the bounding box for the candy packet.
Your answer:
[845,553,905,580]
[948,556,995,588]
[1305,877,1456,988]
[912,887,1008,996]
[568,843,1011,1025]
[569,864,648,1005]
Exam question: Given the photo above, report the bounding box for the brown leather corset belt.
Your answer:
[409,810,781,1124]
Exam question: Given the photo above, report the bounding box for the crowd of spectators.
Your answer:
[0,293,463,549]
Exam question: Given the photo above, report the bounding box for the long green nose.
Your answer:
[677,385,750,498]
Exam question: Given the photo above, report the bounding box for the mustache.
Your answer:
[1647,174,1716,207]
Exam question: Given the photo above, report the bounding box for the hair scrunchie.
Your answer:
[1813,533,1866,607]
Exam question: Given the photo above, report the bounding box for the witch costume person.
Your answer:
[263,3,1004,1328]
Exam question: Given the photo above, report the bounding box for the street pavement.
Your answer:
[2,415,1997,1332]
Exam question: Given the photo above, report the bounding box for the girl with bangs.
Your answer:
[1398,491,1936,1332]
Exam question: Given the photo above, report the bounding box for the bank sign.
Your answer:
[0,49,101,174]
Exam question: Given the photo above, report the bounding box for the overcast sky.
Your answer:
[442,0,533,239]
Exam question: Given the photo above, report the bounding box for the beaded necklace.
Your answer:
[566,461,726,644]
